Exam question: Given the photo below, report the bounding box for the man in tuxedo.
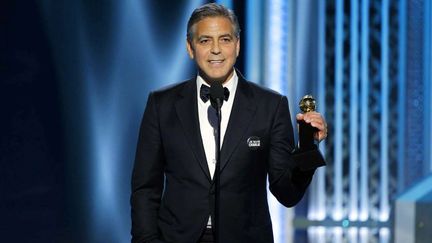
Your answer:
[131,3,327,243]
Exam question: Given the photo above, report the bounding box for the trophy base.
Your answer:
[298,120,317,151]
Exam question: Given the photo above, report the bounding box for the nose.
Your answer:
[210,42,221,54]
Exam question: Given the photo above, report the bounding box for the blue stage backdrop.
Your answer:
[1,0,431,242]
[38,1,202,242]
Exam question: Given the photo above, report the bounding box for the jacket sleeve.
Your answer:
[130,92,166,243]
[267,96,325,207]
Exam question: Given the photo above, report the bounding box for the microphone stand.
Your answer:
[210,82,224,243]
[213,100,222,243]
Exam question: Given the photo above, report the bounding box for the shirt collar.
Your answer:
[196,69,238,103]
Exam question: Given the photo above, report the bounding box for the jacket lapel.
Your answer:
[175,79,212,182]
[220,74,257,173]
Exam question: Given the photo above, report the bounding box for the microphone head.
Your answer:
[210,82,224,109]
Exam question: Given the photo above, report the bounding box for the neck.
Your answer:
[199,69,234,86]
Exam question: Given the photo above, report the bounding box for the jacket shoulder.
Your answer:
[243,80,285,102]
[152,79,192,97]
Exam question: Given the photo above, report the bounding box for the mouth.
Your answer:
[208,60,224,65]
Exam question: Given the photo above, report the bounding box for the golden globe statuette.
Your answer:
[298,95,317,151]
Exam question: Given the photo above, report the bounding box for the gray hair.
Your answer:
[186,3,241,42]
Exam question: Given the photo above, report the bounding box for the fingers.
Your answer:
[310,120,326,131]
[296,113,304,121]
[297,112,328,142]
[315,129,327,142]
[298,112,325,128]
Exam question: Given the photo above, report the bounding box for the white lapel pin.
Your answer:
[247,136,261,150]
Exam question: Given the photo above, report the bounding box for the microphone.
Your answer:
[210,82,224,110]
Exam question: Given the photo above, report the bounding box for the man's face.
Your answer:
[187,17,240,84]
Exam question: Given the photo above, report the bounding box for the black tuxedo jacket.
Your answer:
[131,73,325,243]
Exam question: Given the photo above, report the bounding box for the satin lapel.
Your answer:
[220,76,257,173]
[175,79,211,182]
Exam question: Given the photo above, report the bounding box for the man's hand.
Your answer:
[296,112,328,142]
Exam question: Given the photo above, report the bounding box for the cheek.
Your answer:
[226,46,238,58]
[196,50,208,61]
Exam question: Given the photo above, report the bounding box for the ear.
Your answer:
[236,37,240,57]
[186,39,195,59]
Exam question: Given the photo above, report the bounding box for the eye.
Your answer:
[220,37,232,43]
[199,39,210,44]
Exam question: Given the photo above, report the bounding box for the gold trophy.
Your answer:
[298,95,317,151]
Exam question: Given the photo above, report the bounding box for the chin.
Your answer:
[200,68,232,83]
[210,75,228,83]
[211,71,231,79]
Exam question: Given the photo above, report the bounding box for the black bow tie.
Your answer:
[200,84,230,103]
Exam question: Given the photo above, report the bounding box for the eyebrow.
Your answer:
[197,33,234,39]
[219,34,233,38]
